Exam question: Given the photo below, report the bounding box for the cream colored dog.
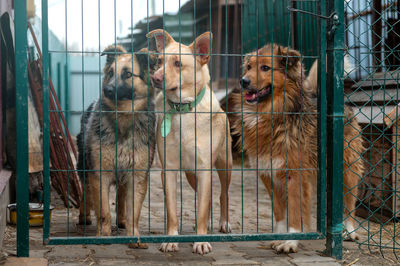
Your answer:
[147,29,232,255]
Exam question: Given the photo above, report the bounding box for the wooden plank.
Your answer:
[28,97,43,173]
[351,70,400,89]
[351,105,396,125]
[346,88,400,105]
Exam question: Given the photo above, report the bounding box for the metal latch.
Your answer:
[287,7,340,37]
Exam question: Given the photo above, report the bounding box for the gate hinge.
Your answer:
[287,7,339,37]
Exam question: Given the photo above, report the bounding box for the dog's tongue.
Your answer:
[258,88,268,97]
[245,93,256,101]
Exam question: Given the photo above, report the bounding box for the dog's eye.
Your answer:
[261,65,270,72]
[157,58,163,65]
[125,71,132,79]
[247,64,251,70]
[174,61,181,67]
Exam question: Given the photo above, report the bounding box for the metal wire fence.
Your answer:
[344,0,400,258]
[35,0,330,251]
[14,0,399,260]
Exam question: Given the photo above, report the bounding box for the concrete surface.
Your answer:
[2,168,399,265]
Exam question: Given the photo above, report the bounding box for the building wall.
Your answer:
[67,55,106,136]
[0,1,13,17]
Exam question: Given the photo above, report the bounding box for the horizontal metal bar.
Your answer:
[47,50,320,59]
[70,71,102,75]
[49,110,320,115]
[52,167,319,173]
[46,232,324,245]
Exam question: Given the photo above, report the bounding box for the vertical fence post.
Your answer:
[15,0,29,257]
[317,0,327,237]
[325,0,344,260]
[42,0,50,243]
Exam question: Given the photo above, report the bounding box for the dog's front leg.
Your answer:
[117,184,126,229]
[90,173,112,236]
[126,172,149,249]
[159,170,180,252]
[78,183,92,225]
[193,171,212,255]
[269,169,312,254]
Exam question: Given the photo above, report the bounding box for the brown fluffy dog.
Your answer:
[227,44,364,253]
[147,29,232,255]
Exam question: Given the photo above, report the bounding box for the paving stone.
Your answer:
[207,245,260,265]
[49,263,84,266]
[97,259,137,265]
[30,249,50,258]
[211,258,260,265]
[4,257,48,266]
[47,246,91,260]
[260,258,295,266]
[89,244,135,259]
[294,262,340,266]
[289,252,336,263]
[232,245,282,258]
[134,243,214,265]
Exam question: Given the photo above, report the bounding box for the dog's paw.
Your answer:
[78,215,92,225]
[159,242,179,252]
[192,223,212,232]
[218,221,232,233]
[96,227,112,236]
[128,242,148,249]
[117,222,126,229]
[193,242,212,255]
[343,230,360,242]
[271,240,298,253]
[343,220,359,242]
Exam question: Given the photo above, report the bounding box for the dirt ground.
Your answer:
[2,164,400,265]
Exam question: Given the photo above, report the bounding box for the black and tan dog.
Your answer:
[226,44,364,253]
[77,45,157,248]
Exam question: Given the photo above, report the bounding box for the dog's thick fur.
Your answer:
[77,45,157,248]
[147,29,233,255]
[227,44,364,253]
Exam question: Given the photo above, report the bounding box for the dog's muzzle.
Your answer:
[103,85,115,100]
[103,85,134,101]
[241,77,251,89]
[244,85,272,104]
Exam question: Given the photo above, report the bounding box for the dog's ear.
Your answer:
[147,29,174,52]
[136,47,158,71]
[189,32,213,65]
[277,46,301,69]
[101,45,126,66]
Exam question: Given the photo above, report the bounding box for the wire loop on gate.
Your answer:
[287,7,340,37]
[287,7,337,20]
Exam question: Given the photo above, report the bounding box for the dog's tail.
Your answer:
[305,55,353,96]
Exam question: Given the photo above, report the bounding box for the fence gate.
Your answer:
[15,0,349,259]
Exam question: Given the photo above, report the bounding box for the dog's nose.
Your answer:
[241,78,250,88]
[152,74,163,84]
[103,85,114,98]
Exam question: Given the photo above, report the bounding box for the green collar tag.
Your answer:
[161,86,206,138]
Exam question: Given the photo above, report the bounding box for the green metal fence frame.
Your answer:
[15,0,29,258]
[14,0,345,259]
[326,0,345,258]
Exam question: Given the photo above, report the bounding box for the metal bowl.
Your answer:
[7,203,54,227]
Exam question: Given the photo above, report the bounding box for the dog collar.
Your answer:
[161,86,206,138]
